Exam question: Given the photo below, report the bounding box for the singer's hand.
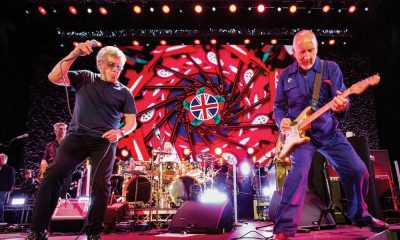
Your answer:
[72,40,95,57]
[102,129,123,143]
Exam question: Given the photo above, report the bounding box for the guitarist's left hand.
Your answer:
[331,90,348,113]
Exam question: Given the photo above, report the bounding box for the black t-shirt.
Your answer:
[67,70,137,137]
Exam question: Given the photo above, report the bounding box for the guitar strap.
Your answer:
[311,60,323,112]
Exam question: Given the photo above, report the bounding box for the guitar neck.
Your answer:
[299,90,350,131]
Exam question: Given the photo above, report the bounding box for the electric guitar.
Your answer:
[274,74,380,161]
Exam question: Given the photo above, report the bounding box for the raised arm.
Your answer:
[48,40,96,86]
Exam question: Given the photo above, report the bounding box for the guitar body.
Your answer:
[275,106,313,160]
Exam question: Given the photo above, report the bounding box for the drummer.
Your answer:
[159,142,180,163]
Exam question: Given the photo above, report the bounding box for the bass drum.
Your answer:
[169,176,201,207]
[124,176,151,204]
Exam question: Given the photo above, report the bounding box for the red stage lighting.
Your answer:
[214,147,222,156]
[257,4,266,13]
[162,5,170,14]
[194,39,201,45]
[38,6,47,15]
[247,147,255,155]
[210,39,217,45]
[183,148,191,156]
[99,7,108,15]
[271,39,277,45]
[322,5,330,13]
[160,40,167,45]
[289,5,297,13]
[133,5,142,14]
[121,149,130,158]
[132,40,140,46]
[69,6,78,15]
[229,4,237,13]
[328,39,336,45]
[348,5,356,13]
[194,4,203,14]
[244,38,250,44]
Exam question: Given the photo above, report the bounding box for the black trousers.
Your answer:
[30,133,116,235]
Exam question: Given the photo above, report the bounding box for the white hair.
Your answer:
[96,46,126,69]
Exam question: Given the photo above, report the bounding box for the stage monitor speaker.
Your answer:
[268,191,336,229]
[50,199,89,232]
[168,200,233,234]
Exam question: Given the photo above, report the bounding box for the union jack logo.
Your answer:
[190,93,219,121]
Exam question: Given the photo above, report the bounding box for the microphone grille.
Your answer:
[90,39,99,48]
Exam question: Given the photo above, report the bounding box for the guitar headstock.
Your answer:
[347,74,380,95]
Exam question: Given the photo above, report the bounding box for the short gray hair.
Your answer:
[96,46,126,68]
[53,122,67,129]
[0,153,8,162]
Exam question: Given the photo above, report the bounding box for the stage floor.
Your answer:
[1,221,400,240]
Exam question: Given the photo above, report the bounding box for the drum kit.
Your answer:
[110,151,233,209]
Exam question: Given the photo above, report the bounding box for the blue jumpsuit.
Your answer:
[273,57,372,236]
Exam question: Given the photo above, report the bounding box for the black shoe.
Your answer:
[25,230,48,240]
[354,217,389,233]
[87,234,103,240]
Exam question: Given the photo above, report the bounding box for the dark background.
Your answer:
[0,0,399,184]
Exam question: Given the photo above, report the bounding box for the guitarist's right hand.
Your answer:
[280,118,292,132]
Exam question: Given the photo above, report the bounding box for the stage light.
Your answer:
[132,40,140,46]
[348,5,356,13]
[38,6,47,15]
[99,7,108,15]
[160,40,167,45]
[133,5,142,14]
[210,39,217,45]
[121,149,130,158]
[322,5,330,13]
[257,4,265,13]
[240,162,251,176]
[214,147,222,156]
[229,4,237,13]
[162,5,170,14]
[87,8,92,14]
[277,7,282,12]
[183,148,191,156]
[212,7,216,12]
[244,38,250,45]
[150,7,154,12]
[247,147,254,155]
[262,186,275,199]
[289,5,297,13]
[194,4,203,14]
[11,198,26,205]
[271,39,277,45]
[73,41,78,47]
[69,6,78,15]
[200,189,227,203]
[194,39,201,45]
[328,39,336,45]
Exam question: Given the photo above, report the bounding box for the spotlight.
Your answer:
[132,40,140,46]
[11,198,26,205]
[194,4,203,14]
[244,38,250,44]
[328,39,336,45]
[150,7,154,12]
[240,162,251,176]
[99,7,108,15]
[322,5,330,13]
[194,39,201,45]
[270,39,277,44]
[348,5,356,13]
[69,6,78,15]
[38,6,47,15]
[262,186,275,199]
[212,7,216,12]
[214,147,222,156]
[277,7,282,12]
[133,5,142,14]
[160,40,167,45]
[210,39,217,45]
[200,189,227,203]
[121,149,130,158]
[229,4,237,13]
[162,5,170,14]
[289,5,297,13]
[247,147,254,155]
[183,148,191,156]
[87,8,92,14]
[257,4,265,13]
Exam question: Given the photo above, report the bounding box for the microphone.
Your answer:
[74,39,99,57]
[15,133,29,139]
